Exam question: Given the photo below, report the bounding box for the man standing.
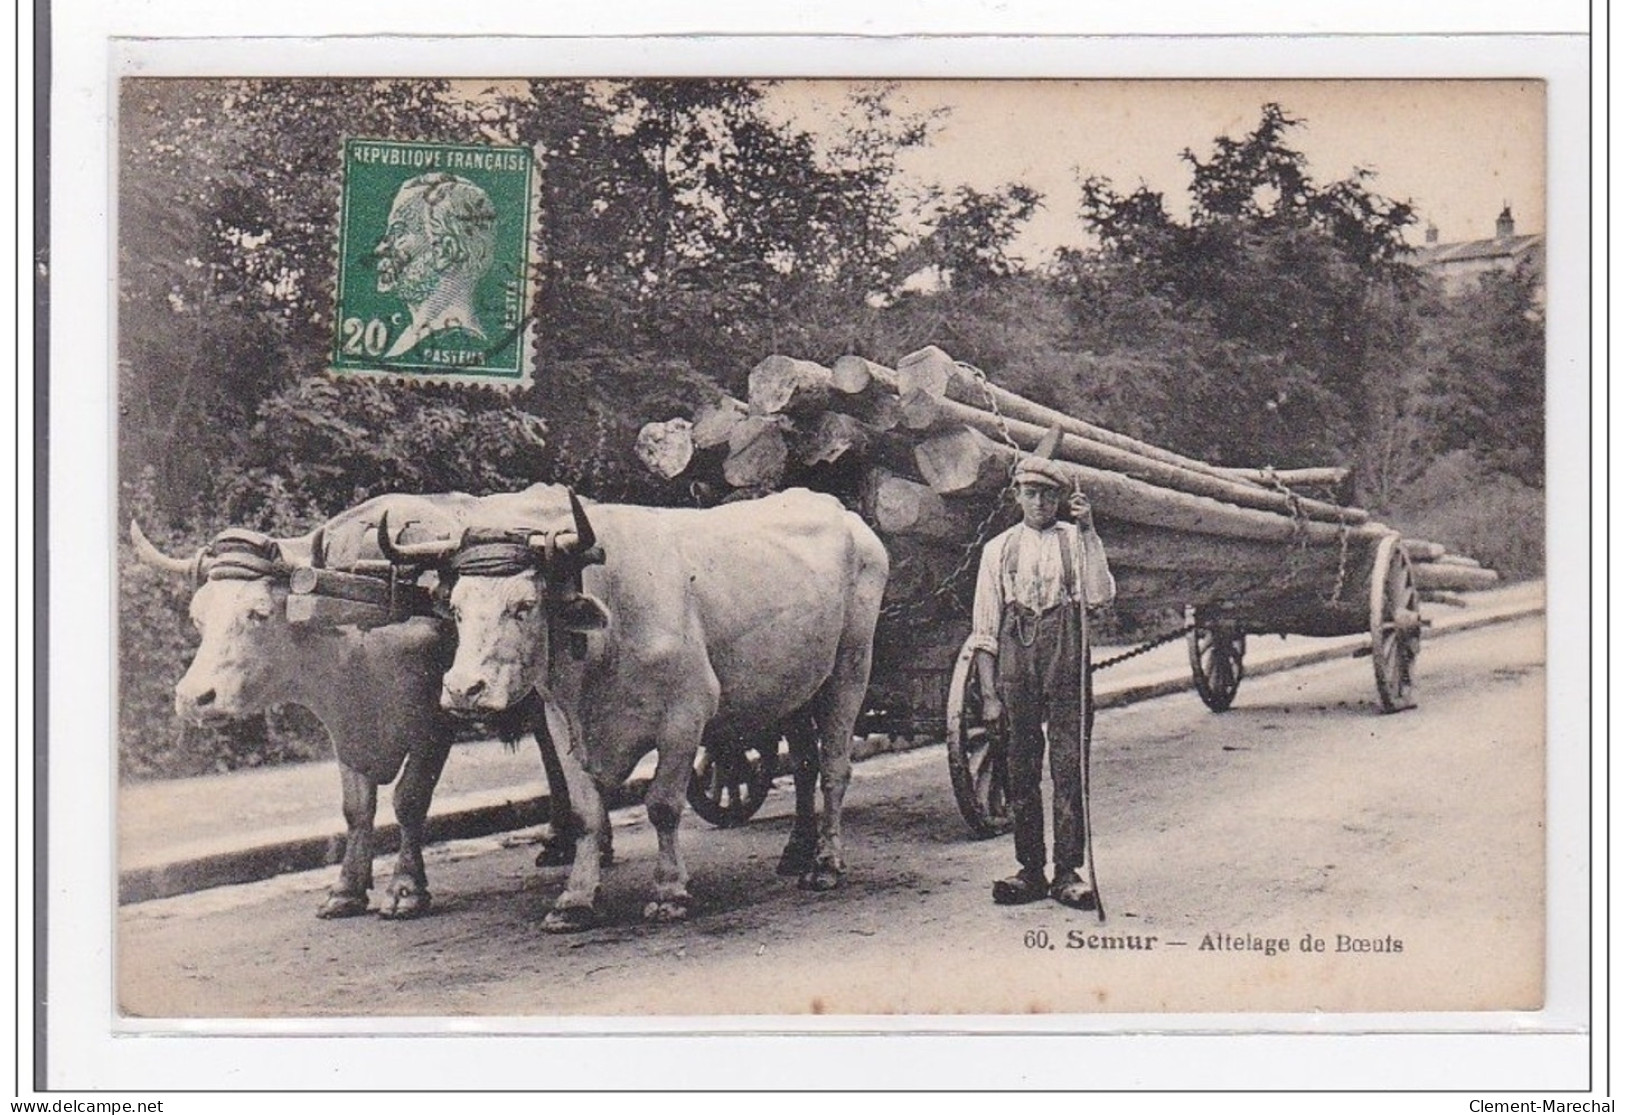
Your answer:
[968,448,1115,909]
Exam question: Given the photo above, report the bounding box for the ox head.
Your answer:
[130,522,317,725]
[378,490,607,714]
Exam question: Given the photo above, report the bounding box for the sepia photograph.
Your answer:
[105,73,1559,1024]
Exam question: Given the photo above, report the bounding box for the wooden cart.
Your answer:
[641,347,1468,832]
[941,526,1423,838]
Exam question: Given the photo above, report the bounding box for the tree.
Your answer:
[1058,104,1420,473]
[907,183,1043,292]
[1418,261,1545,486]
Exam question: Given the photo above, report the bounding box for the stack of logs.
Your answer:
[635,345,1497,613]
[1399,539,1502,606]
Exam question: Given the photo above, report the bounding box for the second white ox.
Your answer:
[131,486,594,920]
[379,486,889,931]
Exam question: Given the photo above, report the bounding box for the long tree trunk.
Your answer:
[912,393,1367,525]
[909,421,1391,545]
[1412,563,1499,592]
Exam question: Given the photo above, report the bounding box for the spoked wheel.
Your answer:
[945,638,1012,839]
[687,735,778,828]
[1370,534,1422,712]
[1188,615,1247,713]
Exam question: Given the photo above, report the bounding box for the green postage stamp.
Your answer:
[332,139,536,387]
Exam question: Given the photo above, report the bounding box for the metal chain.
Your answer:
[1090,621,1198,673]
[957,361,1027,458]
[1326,517,1353,605]
[875,360,1025,625]
[1259,466,1352,604]
[876,490,1009,623]
[1259,467,1310,550]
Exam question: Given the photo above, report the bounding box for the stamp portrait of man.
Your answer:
[372,171,500,359]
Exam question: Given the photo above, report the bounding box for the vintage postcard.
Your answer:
[107,72,1561,1027]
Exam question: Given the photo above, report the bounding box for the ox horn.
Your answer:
[568,490,605,567]
[129,521,204,581]
[376,512,460,566]
[567,489,596,551]
[522,489,601,558]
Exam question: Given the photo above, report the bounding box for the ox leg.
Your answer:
[776,715,820,877]
[533,720,577,868]
[318,765,377,918]
[379,735,453,920]
[801,650,871,892]
[533,719,614,869]
[642,736,700,923]
[539,701,606,934]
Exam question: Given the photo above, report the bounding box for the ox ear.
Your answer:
[555,593,610,633]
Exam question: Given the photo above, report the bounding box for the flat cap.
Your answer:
[1013,457,1069,488]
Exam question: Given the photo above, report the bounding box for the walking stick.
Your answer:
[1069,485,1106,923]
[1080,632,1106,923]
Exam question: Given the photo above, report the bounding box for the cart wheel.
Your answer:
[687,736,777,828]
[1370,534,1422,713]
[945,639,1012,839]
[1188,620,1246,712]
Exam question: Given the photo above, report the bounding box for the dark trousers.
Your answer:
[998,603,1089,875]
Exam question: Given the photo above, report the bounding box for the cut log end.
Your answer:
[831,355,900,395]
[865,471,953,537]
[1401,539,1448,563]
[798,411,876,467]
[748,355,833,417]
[691,395,749,449]
[635,418,695,480]
[724,415,790,489]
[914,427,1012,496]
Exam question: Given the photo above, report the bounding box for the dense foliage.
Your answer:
[118,85,1544,779]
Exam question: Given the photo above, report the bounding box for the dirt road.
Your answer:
[118,616,1544,1018]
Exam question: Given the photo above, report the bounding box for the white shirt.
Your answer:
[967,521,1116,655]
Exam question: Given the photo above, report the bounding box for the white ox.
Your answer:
[379,486,889,931]
[130,486,592,919]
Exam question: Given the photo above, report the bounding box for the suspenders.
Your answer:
[1000,525,1080,609]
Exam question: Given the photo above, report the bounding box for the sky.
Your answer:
[765,79,1546,265]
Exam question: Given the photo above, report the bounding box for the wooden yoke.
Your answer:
[285,565,437,627]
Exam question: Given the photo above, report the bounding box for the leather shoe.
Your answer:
[1050,871,1097,911]
[992,870,1049,905]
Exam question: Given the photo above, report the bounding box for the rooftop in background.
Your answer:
[1410,206,1543,294]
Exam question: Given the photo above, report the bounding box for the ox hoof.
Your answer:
[534,840,576,868]
[378,883,432,921]
[317,892,370,919]
[797,865,843,892]
[541,905,599,934]
[776,843,816,878]
[642,897,691,923]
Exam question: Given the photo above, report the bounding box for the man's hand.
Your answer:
[981,693,1004,724]
[1069,490,1094,531]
